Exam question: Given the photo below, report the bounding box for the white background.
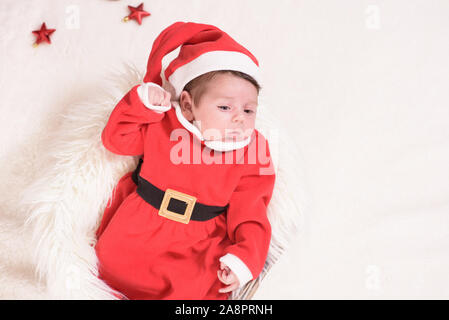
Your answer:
[1,0,448,299]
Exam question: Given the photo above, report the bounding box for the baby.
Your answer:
[95,22,275,300]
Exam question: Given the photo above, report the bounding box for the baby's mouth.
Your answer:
[226,131,241,137]
[223,130,252,141]
[223,130,247,141]
[202,127,252,142]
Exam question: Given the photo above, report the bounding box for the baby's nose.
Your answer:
[232,113,245,123]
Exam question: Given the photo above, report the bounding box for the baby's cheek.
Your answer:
[239,127,254,139]
[202,127,225,140]
[199,121,227,140]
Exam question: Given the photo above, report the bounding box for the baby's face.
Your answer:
[180,73,258,142]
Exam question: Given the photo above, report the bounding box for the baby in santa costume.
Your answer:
[95,21,276,300]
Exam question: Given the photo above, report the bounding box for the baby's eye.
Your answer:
[218,106,230,111]
[244,109,255,114]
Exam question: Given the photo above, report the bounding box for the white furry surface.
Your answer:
[7,67,143,299]
[6,65,304,300]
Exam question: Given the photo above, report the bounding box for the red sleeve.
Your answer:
[101,84,165,156]
[223,136,276,280]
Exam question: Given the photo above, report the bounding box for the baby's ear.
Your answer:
[179,90,195,121]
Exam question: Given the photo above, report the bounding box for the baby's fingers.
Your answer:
[162,90,171,107]
[217,268,239,293]
[218,281,239,293]
[217,269,236,285]
[217,269,227,284]
[148,87,165,106]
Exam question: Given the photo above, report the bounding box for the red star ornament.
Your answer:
[32,22,56,47]
[123,3,151,25]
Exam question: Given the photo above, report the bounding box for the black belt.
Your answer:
[131,158,228,223]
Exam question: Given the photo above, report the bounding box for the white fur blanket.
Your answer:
[0,65,307,299]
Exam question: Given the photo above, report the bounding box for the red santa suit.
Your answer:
[95,82,276,300]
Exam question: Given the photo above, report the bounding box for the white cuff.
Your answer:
[219,253,253,289]
[137,82,172,113]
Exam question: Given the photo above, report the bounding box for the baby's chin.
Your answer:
[222,135,248,142]
[202,129,254,142]
[203,135,248,143]
[220,133,253,143]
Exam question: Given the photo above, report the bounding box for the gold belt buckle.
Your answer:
[158,188,197,224]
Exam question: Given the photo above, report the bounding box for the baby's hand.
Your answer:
[217,261,240,293]
[147,85,171,107]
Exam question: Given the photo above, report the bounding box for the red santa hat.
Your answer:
[143,21,260,99]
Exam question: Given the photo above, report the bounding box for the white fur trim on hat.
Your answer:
[168,50,259,99]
